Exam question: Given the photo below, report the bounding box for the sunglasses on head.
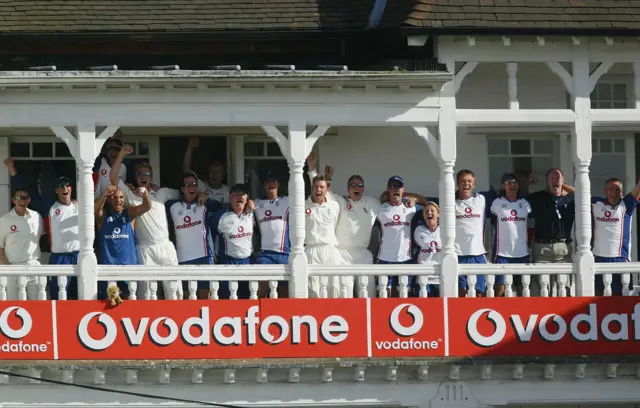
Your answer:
[138,172,152,177]
[13,195,29,201]
[183,182,198,188]
[349,183,364,188]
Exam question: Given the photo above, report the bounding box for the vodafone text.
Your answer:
[466,303,640,347]
[0,306,49,354]
[375,304,440,351]
[77,306,349,351]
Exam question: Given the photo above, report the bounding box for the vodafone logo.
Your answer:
[101,169,107,175]
[466,303,640,348]
[596,210,620,223]
[393,214,400,221]
[55,209,61,215]
[238,226,244,233]
[510,209,517,216]
[390,304,423,337]
[0,307,32,339]
[265,210,272,216]
[305,208,312,215]
[76,306,349,351]
[184,216,191,223]
[347,204,352,210]
[465,207,472,214]
[10,225,16,232]
[605,211,612,217]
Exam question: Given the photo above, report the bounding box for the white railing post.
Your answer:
[571,52,595,297]
[76,123,99,300]
[439,58,459,297]
[287,121,309,298]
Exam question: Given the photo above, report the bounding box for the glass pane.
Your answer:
[597,83,612,100]
[128,143,137,155]
[599,139,612,153]
[244,159,290,198]
[487,139,508,155]
[530,156,554,188]
[613,101,627,109]
[613,83,627,100]
[596,100,610,109]
[510,139,531,155]
[10,142,30,157]
[55,142,72,158]
[488,157,516,189]
[138,142,149,156]
[244,142,264,157]
[533,139,553,154]
[266,142,283,157]
[591,154,626,194]
[590,99,598,109]
[32,143,53,158]
[614,139,625,153]
[592,138,598,153]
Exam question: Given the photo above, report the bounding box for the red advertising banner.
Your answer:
[0,301,55,360]
[370,298,446,357]
[1,296,640,360]
[448,297,640,356]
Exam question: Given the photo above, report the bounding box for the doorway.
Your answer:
[159,136,228,189]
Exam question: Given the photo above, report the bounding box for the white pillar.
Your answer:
[571,53,595,297]
[558,133,574,184]
[0,137,9,216]
[287,121,309,298]
[439,60,459,297]
[506,62,519,110]
[76,123,99,300]
[633,61,640,109]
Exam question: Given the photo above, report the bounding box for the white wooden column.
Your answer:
[0,137,9,216]
[633,61,640,109]
[571,53,595,296]
[506,62,519,109]
[76,124,100,300]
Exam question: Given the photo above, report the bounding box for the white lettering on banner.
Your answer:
[375,303,441,351]
[0,306,49,354]
[466,303,640,347]
[76,306,350,350]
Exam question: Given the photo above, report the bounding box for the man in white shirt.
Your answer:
[592,177,640,295]
[93,131,127,199]
[109,144,184,300]
[0,186,44,300]
[489,172,532,297]
[183,137,230,203]
[305,175,344,298]
[376,176,421,297]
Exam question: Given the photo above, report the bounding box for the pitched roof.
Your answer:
[0,0,374,34]
[378,0,640,32]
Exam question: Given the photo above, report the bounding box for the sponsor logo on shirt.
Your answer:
[55,209,61,215]
[230,225,253,239]
[259,209,284,223]
[104,227,130,239]
[176,215,202,230]
[500,209,526,222]
[100,169,107,175]
[457,207,482,219]
[596,210,620,223]
[383,213,410,227]
[10,225,17,232]
[305,208,312,215]
[347,204,353,210]
[421,240,441,253]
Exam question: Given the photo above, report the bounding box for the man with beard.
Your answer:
[591,177,640,295]
[305,175,344,298]
[5,157,80,299]
[376,176,422,297]
[95,185,152,299]
[166,173,224,299]
[94,130,127,199]
[109,144,197,299]
[183,137,229,203]
[0,186,44,300]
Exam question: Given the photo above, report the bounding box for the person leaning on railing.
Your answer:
[411,201,441,297]
[591,177,640,296]
[95,184,152,300]
[0,185,44,300]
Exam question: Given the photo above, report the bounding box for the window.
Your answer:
[591,137,626,193]
[244,140,290,199]
[591,83,628,109]
[487,138,555,190]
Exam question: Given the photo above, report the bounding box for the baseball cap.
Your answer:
[262,172,279,183]
[229,183,248,195]
[105,137,123,148]
[387,176,404,186]
[56,176,72,188]
[500,172,517,184]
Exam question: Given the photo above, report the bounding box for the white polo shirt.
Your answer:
[305,198,341,246]
[455,193,487,256]
[94,157,126,199]
[254,196,290,254]
[592,195,638,259]
[48,201,80,253]
[414,224,442,264]
[490,197,532,258]
[0,208,44,264]
[330,192,379,249]
[196,177,229,204]
[376,202,417,262]
[217,210,255,260]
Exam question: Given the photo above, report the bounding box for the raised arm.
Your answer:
[183,137,199,174]
[127,187,152,220]
[110,144,134,187]
[629,177,640,200]
[5,157,53,217]
[95,185,117,228]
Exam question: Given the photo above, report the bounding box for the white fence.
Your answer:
[0,263,639,300]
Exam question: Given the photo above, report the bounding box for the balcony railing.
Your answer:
[0,263,638,300]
